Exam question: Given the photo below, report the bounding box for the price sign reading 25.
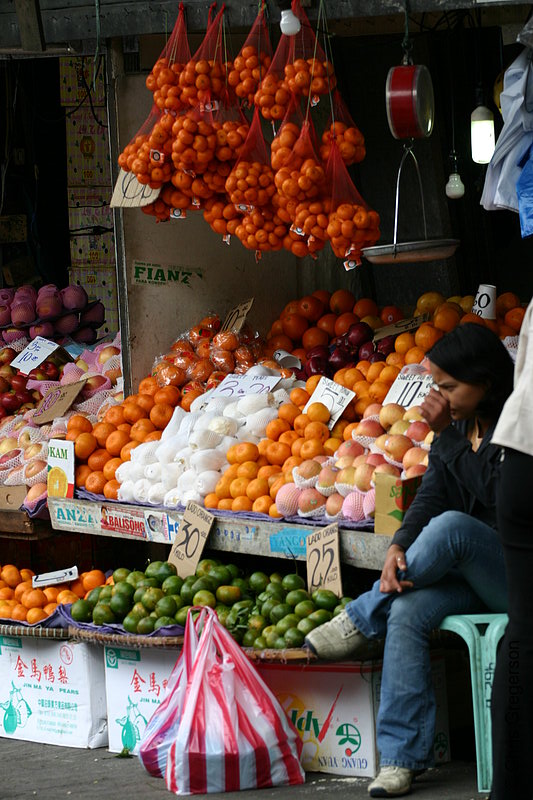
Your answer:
[168,502,215,578]
[306,523,343,596]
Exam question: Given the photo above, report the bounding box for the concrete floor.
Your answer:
[0,739,490,800]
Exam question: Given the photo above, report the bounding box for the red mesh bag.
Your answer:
[319,90,366,166]
[234,205,288,254]
[178,4,231,109]
[227,4,272,107]
[274,119,325,204]
[141,182,192,223]
[254,0,336,120]
[145,4,191,115]
[225,108,276,210]
[326,140,380,267]
[118,107,175,188]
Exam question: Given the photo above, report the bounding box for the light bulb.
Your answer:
[280,9,301,36]
[471,105,495,164]
[445,172,465,199]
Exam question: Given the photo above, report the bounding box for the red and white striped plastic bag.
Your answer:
[138,608,205,777]
[164,607,305,795]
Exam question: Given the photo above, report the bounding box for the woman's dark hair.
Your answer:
[428,323,514,420]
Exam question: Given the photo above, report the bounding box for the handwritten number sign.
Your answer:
[303,376,355,429]
[33,566,79,588]
[110,169,161,208]
[168,502,214,577]
[306,524,343,596]
[383,365,434,409]
[11,337,59,374]
[221,298,254,333]
[210,373,280,399]
[373,313,431,342]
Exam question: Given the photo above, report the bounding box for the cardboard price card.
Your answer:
[34,380,87,425]
[306,523,343,596]
[32,566,79,588]
[110,168,161,207]
[221,298,254,332]
[373,313,431,342]
[168,502,215,577]
[383,364,434,409]
[210,372,280,399]
[47,439,75,499]
[303,376,355,429]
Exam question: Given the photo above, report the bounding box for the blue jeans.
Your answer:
[345,510,508,770]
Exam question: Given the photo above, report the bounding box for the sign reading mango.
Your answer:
[132,259,203,287]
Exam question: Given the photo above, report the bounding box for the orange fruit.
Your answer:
[27,608,48,624]
[252,496,273,514]
[82,569,106,591]
[233,442,259,464]
[180,390,203,412]
[368,381,390,403]
[415,323,443,352]
[103,457,123,481]
[56,590,80,605]
[266,441,292,466]
[229,477,250,499]
[334,312,359,337]
[67,414,93,434]
[293,413,310,436]
[496,292,521,317]
[269,504,283,518]
[281,455,303,474]
[123,403,146,424]
[104,405,127,426]
[138,376,159,396]
[395,332,416,354]
[278,403,300,425]
[246,477,270,501]
[236,461,260,480]
[353,297,379,318]
[43,602,58,616]
[1,565,21,588]
[498,323,516,338]
[154,386,181,406]
[117,423,132,434]
[504,307,525,332]
[305,375,322,395]
[85,471,107,495]
[354,396,373,416]
[232,496,253,512]
[352,379,370,397]
[11,603,27,621]
[21,588,47,609]
[19,568,34,581]
[92,422,117,448]
[266,418,290,441]
[150,403,174,429]
[380,365,401,385]
[404,346,426,365]
[75,464,92,488]
[366,362,386,383]
[416,291,445,314]
[342,368,364,389]
[460,313,486,326]
[105,430,131,456]
[204,493,219,509]
[136,393,156,413]
[291,437,306,457]
[43,586,60,602]
[218,497,234,511]
[14,580,32,600]
[433,306,461,333]
[330,289,355,314]
[0,586,14,601]
[269,475,286,500]
[300,439,325,459]
[304,420,330,443]
[324,437,342,456]
[144,430,162,442]
[289,387,310,407]
[130,418,156,442]
[306,402,330,424]
[87,448,112,472]
[279,430,300,447]
[120,441,139,461]
[386,352,405,368]
[257,465,282,480]
[75,432,98,460]
[68,579,86,598]
[103,480,120,500]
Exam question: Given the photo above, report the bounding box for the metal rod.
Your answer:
[393,141,428,250]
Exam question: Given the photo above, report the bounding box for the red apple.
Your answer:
[373,462,402,478]
[346,322,373,350]
[0,376,9,394]
[363,402,383,419]
[379,403,405,430]
[384,434,413,462]
[10,374,27,391]
[335,455,357,470]
[403,446,428,470]
[0,392,21,411]
[354,463,376,492]
[366,452,387,467]
[406,421,431,443]
[405,464,428,479]
[352,453,370,467]
[41,361,60,380]
[389,419,411,436]
[0,347,16,365]
[336,440,365,460]
[0,448,21,465]
[0,364,15,378]
[354,419,385,438]
[24,459,47,479]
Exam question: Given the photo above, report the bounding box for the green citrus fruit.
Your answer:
[253,635,267,650]
[215,605,231,626]
[281,573,305,592]
[297,617,318,635]
[85,587,103,607]
[109,593,131,620]
[70,599,93,622]
[169,594,184,612]
[248,571,270,594]
[137,577,160,589]
[265,629,281,648]
[207,565,232,587]
[92,603,116,625]
[98,585,113,601]
[126,570,145,587]
[216,585,241,605]
[144,560,164,579]
[162,575,184,596]
[308,608,333,625]
[175,605,193,626]
[154,615,176,630]
[286,589,310,607]
[230,577,249,595]
[191,576,216,595]
[260,597,279,620]
[272,635,287,649]
[226,563,241,579]
[133,586,147,604]
[294,600,315,618]
[131,602,149,619]
[192,589,216,608]
[284,627,305,648]
[112,581,135,600]
[195,559,219,577]
[112,567,131,583]
[155,596,178,618]
[122,613,142,634]
[242,629,259,647]
[141,587,164,611]
[265,582,285,598]
[137,616,156,634]
[311,589,339,611]
[247,614,267,633]
[269,572,283,584]
[275,613,300,634]
[179,580,196,605]
[270,603,292,623]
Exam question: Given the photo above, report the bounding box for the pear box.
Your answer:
[373,472,423,536]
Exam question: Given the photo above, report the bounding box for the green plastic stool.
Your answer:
[439,613,508,793]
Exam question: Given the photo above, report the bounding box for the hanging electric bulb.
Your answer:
[279,8,301,35]
[471,103,495,164]
[445,152,465,199]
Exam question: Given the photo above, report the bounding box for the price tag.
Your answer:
[149,149,165,163]
[32,566,78,589]
[170,208,187,219]
[210,373,280,399]
[11,337,60,374]
[221,298,254,332]
[168,501,215,577]
[373,313,431,342]
[383,364,434,408]
[34,380,87,425]
[306,523,342,596]
[273,349,301,369]
[110,168,161,208]
[303,376,355,429]
[471,284,496,319]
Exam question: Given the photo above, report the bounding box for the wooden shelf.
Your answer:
[0,510,55,539]
[48,497,391,571]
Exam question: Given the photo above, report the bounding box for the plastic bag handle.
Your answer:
[393,141,428,249]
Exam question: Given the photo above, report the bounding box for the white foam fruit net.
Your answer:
[23,464,48,486]
[4,465,27,486]
[61,363,88,384]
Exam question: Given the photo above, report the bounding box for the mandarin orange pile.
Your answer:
[319,120,365,166]
[0,564,107,623]
[227,44,272,107]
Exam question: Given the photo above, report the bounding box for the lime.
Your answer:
[248,571,270,594]
[215,605,231,626]
[256,591,270,604]
[226,563,241,579]
[193,589,216,608]
[242,629,259,647]
[112,581,135,600]
[265,582,285,598]
[169,594,185,612]
[294,600,315,618]
[99,585,113,601]
[92,603,116,625]
[285,627,305,648]
[308,608,333,625]
[216,585,241,605]
[133,586,147,604]
[191,576,216,595]
[154,615,176,630]
[131,602,149,619]
[162,575,184,596]
[270,603,292,623]
[230,577,249,595]
[272,636,287,649]
[137,577,160,589]
[70,599,93,623]
[281,573,305,592]
[232,599,253,613]
[195,559,219,577]
[260,597,279,621]
[179,581,196,605]
[340,596,353,606]
[247,614,267,633]
[333,604,345,616]
[208,565,232,587]
[112,567,131,583]
[144,560,164,579]
[265,629,281,648]
[253,635,267,650]
[123,613,142,634]
[155,596,178,618]
[269,572,283,584]
[137,616,156,635]
[126,570,146,588]
[175,605,193,626]
[262,625,277,639]
[311,589,339,611]
[141,587,164,611]
[275,613,300,635]
[109,593,131,620]
[286,589,310,607]
[85,587,103,607]
[297,617,318,635]
[155,562,177,583]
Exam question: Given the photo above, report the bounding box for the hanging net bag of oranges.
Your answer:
[319,89,366,166]
[227,3,272,108]
[178,3,230,110]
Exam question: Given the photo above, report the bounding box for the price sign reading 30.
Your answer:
[168,502,215,578]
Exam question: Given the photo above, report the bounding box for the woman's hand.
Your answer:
[380,545,414,594]
[421,388,452,433]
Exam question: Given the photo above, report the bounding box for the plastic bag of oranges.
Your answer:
[319,90,366,166]
[227,3,272,108]
[326,140,380,267]
[225,108,276,210]
[145,3,191,115]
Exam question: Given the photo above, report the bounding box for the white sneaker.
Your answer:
[304,609,369,660]
[368,766,414,797]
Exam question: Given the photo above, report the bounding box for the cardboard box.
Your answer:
[66,108,111,187]
[104,645,178,754]
[374,472,423,535]
[68,188,115,268]
[257,656,449,777]
[59,56,106,107]
[0,636,107,748]
[69,267,119,335]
